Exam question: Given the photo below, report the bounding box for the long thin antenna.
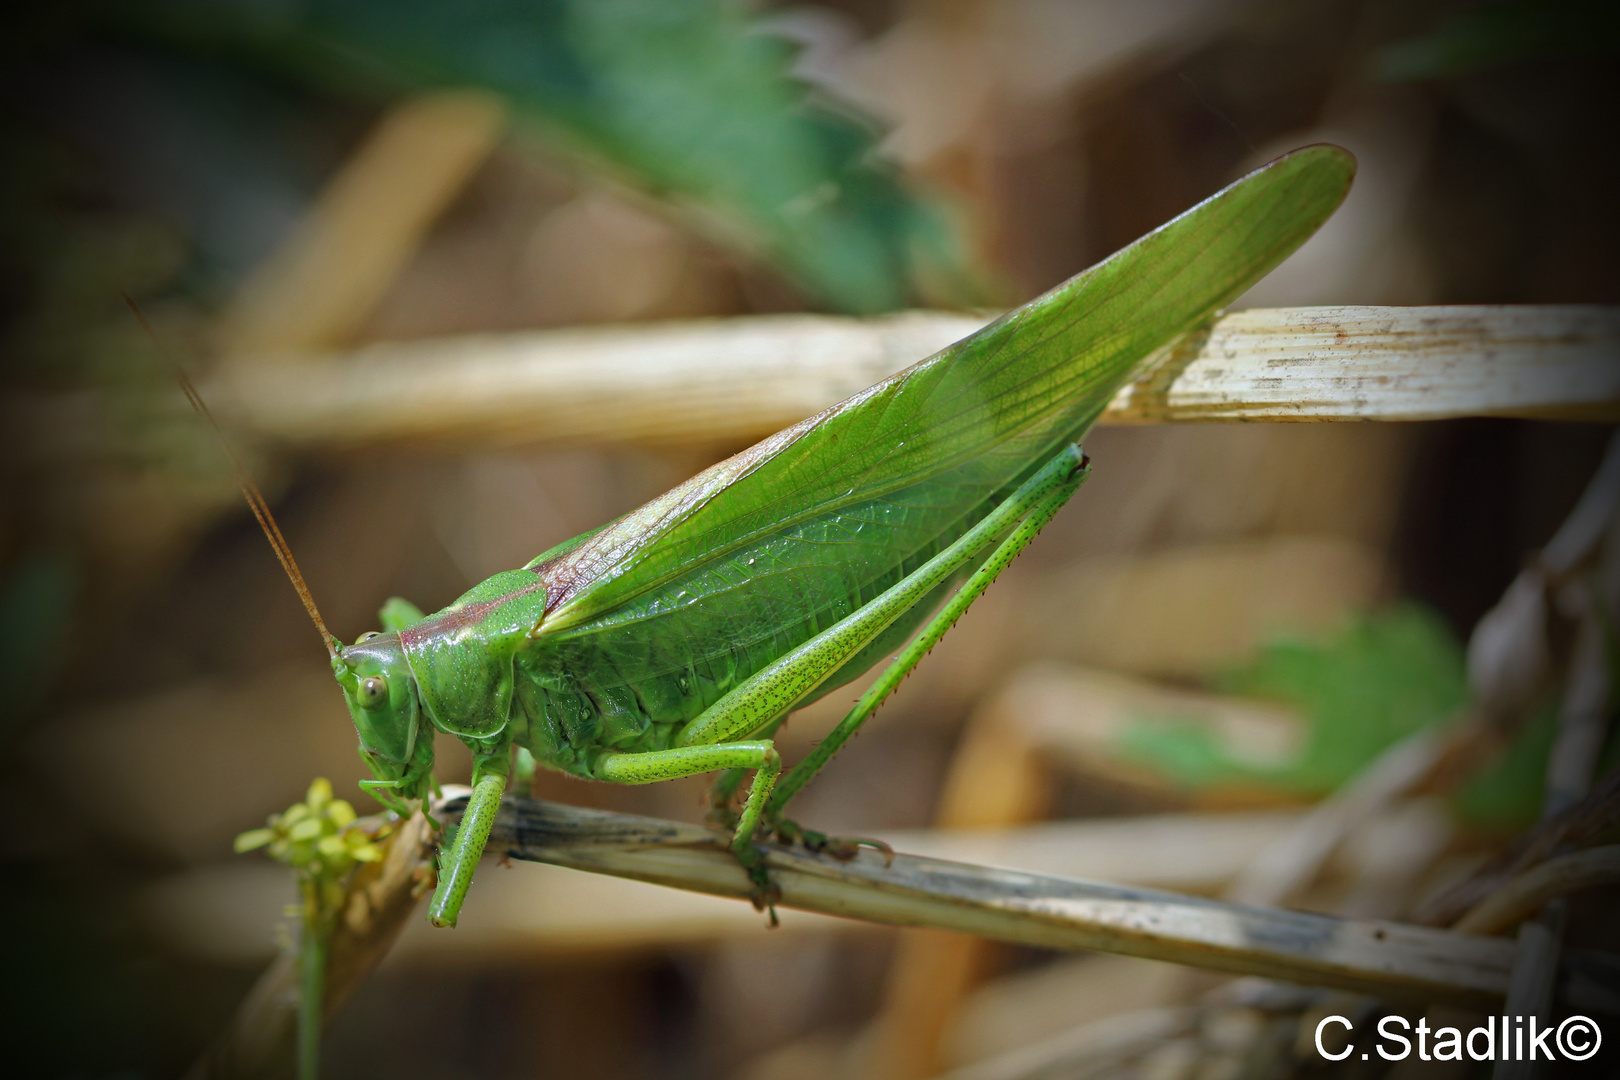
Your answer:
[124,294,340,659]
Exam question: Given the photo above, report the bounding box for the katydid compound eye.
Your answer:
[358,675,389,709]
[356,631,381,643]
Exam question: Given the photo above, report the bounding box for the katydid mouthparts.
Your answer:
[210,145,1355,929]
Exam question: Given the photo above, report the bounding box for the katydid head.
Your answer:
[336,632,435,799]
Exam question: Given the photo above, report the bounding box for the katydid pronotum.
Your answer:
[208,145,1354,929]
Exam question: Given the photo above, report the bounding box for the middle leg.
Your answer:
[596,742,783,911]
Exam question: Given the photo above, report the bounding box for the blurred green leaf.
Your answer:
[1218,604,1469,792]
[118,0,980,313]
[1454,695,1620,831]
[1453,702,1557,830]
[1118,605,1469,797]
[1113,714,1234,792]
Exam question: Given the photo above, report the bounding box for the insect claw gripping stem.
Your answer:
[771,818,895,866]
[730,745,783,923]
[836,836,895,867]
[738,852,782,926]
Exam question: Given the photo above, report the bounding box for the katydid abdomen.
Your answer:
[520,428,1087,775]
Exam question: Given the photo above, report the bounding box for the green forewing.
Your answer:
[536,147,1355,635]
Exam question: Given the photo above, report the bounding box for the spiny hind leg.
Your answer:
[679,445,1088,872]
[597,742,783,918]
[765,444,1089,849]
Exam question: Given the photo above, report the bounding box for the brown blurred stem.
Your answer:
[1454,845,1620,936]
[1417,765,1620,927]
[185,811,437,1080]
[1495,607,1612,1080]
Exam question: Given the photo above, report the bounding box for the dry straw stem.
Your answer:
[474,795,1514,1010]
[210,305,1620,450]
[1107,305,1618,423]
[138,808,1319,966]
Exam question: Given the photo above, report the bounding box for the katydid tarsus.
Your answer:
[209,145,1354,929]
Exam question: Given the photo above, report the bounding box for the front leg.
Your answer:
[427,746,510,928]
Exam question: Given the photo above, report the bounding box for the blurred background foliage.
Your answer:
[1119,606,1469,798]
[115,0,982,314]
[1,1,1617,1078]
[1370,0,1620,81]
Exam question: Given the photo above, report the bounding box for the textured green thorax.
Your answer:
[399,570,549,740]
